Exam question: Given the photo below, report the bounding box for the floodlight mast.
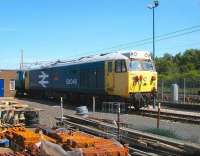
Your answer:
[147,0,159,60]
[147,0,159,109]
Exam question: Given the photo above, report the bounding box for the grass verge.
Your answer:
[144,128,181,139]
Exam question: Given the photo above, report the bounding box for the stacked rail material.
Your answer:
[56,131,98,146]
[0,152,31,156]
[0,100,27,127]
[5,127,56,149]
[0,131,5,139]
[61,114,200,156]
[81,139,128,156]
[0,126,128,156]
[38,127,129,156]
[0,100,28,109]
[0,100,42,127]
[59,132,128,156]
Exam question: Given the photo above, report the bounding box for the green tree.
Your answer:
[155,49,200,80]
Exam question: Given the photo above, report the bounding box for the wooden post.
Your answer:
[93,96,95,113]
[157,103,160,128]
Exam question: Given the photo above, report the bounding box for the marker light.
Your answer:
[151,75,156,81]
[144,53,148,58]
[134,76,139,82]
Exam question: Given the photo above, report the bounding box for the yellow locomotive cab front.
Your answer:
[105,50,157,110]
[128,70,157,94]
[127,52,157,109]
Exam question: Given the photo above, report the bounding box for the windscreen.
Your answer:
[129,59,154,71]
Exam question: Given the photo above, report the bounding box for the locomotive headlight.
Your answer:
[151,75,156,81]
[143,76,147,81]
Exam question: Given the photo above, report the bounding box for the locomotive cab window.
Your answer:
[108,62,112,72]
[129,59,154,71]
[115,60,127,73]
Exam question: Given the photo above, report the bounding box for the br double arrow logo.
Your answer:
[38,71,49,88]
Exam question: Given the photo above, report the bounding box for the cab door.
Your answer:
[105,61,114,94]
[113,60,129,97]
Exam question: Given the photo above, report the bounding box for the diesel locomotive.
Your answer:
[16,50,157,110]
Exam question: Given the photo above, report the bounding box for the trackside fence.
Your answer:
[157,78,200,104]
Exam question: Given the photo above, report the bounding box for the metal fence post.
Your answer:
[93,96,95,113]
[183,78,185,103]
[161,79,164,101]
[60,97,63,122]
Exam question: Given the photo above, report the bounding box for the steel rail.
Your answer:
[159,101,200,111]
[136,109,200,124]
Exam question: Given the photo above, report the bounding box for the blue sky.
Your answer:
[0,0,200,69]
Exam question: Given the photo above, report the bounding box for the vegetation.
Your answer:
[145,128,181,139]
[155,49,200,80]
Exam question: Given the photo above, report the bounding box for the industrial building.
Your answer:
[0,70,17,97]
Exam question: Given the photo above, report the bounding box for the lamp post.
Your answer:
[148,0,159,60]
[148,1,159,109]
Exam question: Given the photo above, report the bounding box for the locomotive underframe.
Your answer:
[129,92,156,110]
[23,88,156,111]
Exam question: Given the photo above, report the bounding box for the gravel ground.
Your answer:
[15,98,75,127]
[15,98,200,144]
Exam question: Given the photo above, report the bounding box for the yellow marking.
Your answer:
[129,71,157,94]
[105,62,157,98]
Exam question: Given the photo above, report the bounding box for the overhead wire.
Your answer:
[24,24,200,67]
[157,41,200,52]
[116,28,200,50]
[80,24,200,55]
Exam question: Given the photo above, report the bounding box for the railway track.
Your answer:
[16,97,200,125]
[56,114,200,156]
[136,109,200,125]
[159,101,200,111]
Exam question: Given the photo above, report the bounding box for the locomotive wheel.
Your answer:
[134,104,140,111]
